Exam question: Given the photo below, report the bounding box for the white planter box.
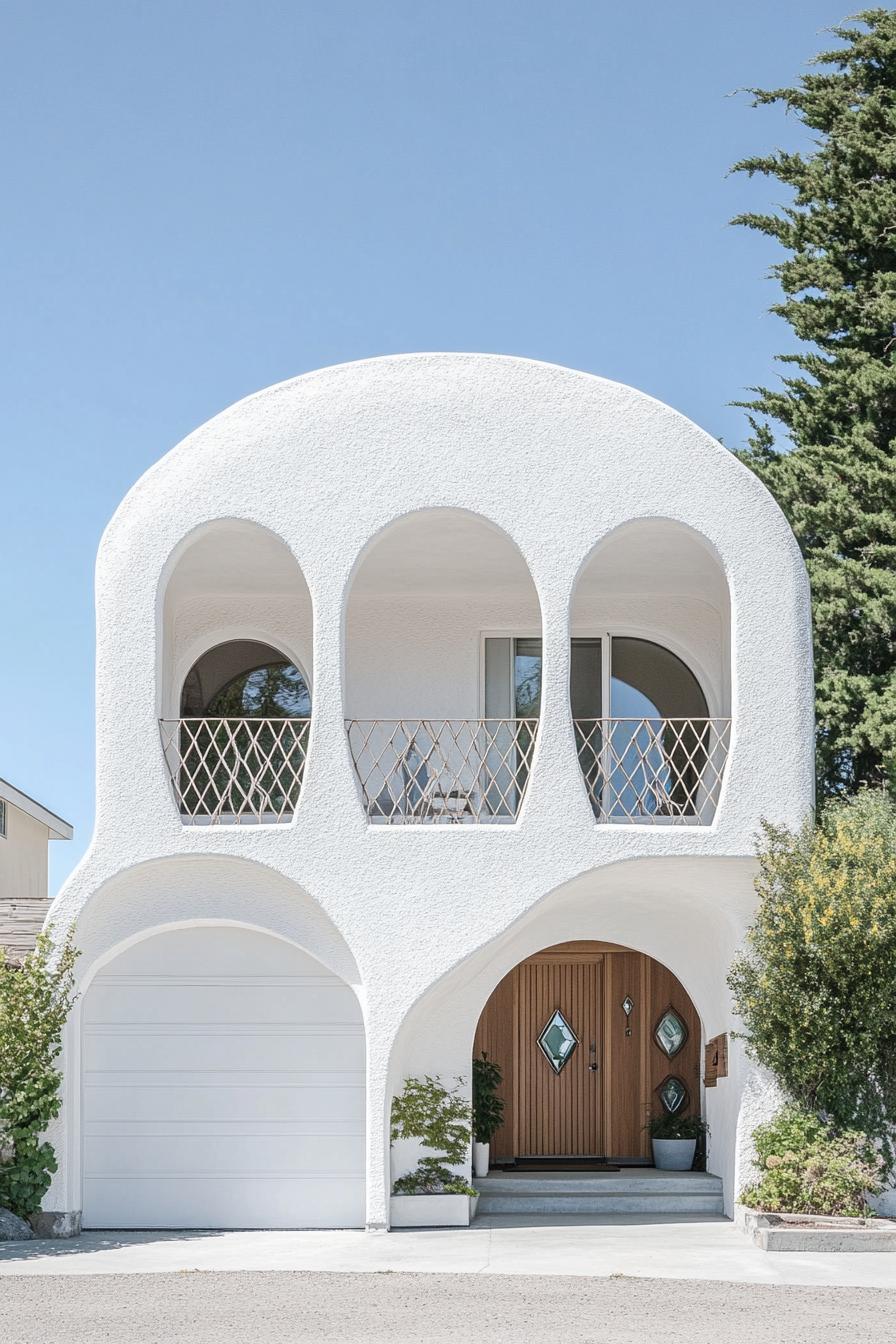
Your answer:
[736,1204,896,1253]
[390,1194,474,1228]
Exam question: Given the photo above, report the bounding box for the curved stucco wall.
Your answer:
[47,354,815,1225]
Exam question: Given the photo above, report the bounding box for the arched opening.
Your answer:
[473,940,702,1166]
[180,639,311,719]
[158,521,313,824]
[570,521,731,824]
[343,508,542,823]
[81,923,365,1230]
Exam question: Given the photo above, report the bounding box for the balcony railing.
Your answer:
[159,718,310,824]
[573,717,731,824]
[158,714,728,828]
[345,719,538,824]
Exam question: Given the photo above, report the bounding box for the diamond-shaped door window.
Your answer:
[621,996,634,1017]
[537,1009,578,1074]
[658,1075,689,1114]
[654,1007,688,1058]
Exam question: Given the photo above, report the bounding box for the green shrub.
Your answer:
[740,1105,884,1217]
[647,1113,709,1141]
[728,793,896,1168]
[391,1159,476,1197]
[472,1052,504,1145]
[390,1075,476,1197]
[0,931,79,1217]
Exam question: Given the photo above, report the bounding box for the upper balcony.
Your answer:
[157,510,731,829]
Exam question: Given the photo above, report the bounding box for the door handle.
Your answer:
[588,1040,598,1072]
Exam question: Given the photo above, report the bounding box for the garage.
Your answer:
[81,925,366,1229]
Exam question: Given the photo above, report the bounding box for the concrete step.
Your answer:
[473,1171,724,1216]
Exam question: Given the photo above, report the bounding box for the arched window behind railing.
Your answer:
[162,641,311,824]
[573,637,728,822]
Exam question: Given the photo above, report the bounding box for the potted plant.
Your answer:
[390,1075,477,1227]
[472,1052,504,1178]
[647,1113,709,1171]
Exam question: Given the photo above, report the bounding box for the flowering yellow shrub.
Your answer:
[740,1105,883,1217]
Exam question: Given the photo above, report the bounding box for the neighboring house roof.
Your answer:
[0,777,72,840]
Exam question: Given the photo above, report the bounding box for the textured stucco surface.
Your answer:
[45,354,815,1226]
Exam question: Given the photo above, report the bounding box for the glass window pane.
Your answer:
[608,640,709,819]
[208,663,310,718]
[570,638,602,718]
[484,638,512,718]
[571,639,603,818]
[610,638,707,719]
[537,1009,578,1074]
[654,1008,688,1058]
[514,638,542,719]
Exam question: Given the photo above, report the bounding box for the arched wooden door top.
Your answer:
[473,941,701,1163]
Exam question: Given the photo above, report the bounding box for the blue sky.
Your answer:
[1,2,844,892]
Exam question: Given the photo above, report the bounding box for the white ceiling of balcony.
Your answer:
[167,523,310,598]
[351,512,536,598]
[575,522,729,611]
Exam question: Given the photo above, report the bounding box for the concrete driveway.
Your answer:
[1,1213,895,1288]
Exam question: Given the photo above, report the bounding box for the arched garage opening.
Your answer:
[81,923,365,1229]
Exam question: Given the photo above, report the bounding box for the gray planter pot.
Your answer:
[652,1137,697,1171]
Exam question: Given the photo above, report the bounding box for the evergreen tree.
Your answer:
[732,9,896,801]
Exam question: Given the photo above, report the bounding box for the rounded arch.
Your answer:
[342,506,544,824]
[78,914,355,1003]
[382,856,739,1116]
[568,518,732,824]
[179,639,311,718]
[70,853,363,991]
[471,938,703,1161]
[569,517,731,718]
[156,518,313,721]
[381,857,752,1209]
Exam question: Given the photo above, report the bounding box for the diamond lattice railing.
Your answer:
[572,718,731,824]
[345,719,539,823]
[159,718,310,824]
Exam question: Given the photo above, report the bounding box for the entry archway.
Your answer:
[474,941,701,1163]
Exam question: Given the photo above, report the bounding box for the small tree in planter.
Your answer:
[471,1052,504,1178]
[390,1075,476,1219]
[647,1113,709,1171]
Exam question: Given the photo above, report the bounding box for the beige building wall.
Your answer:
[0,802,51,960]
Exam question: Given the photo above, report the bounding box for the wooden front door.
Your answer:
[474,942,702,1163]
[516,954,602,1156]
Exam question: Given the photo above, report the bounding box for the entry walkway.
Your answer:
[1,1215,895,1288]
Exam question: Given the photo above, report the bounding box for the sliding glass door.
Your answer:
[483,638,542,816]
[485,634,709,820]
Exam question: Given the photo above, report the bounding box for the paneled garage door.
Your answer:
[82,925,365,1229]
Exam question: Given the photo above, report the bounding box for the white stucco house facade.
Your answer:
[44,353,814,1232]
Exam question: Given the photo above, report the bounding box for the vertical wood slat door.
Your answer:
[516,958,602,1157]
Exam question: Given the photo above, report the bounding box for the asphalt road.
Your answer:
[3,1271,895,1343]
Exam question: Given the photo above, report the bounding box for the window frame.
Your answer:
[479,628,717,720]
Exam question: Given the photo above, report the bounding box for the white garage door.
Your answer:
[82,926,365,1229]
